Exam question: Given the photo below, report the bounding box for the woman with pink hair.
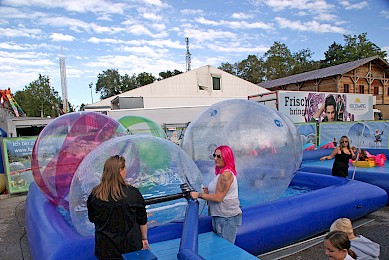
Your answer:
[191,145,242,244]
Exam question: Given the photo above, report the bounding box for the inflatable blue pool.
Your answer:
[25,171,388,259]
[301,149,389,195]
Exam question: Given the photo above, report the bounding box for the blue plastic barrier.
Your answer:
[177,199,205,260]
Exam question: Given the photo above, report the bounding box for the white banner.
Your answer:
[277,91,374,123]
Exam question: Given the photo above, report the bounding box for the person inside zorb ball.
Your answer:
[69,135,204,236]
[181,99,303,206]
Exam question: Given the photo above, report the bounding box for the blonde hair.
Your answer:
[330,218,354,238]
[92,155,127,202]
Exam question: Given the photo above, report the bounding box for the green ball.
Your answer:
[118,115,166,139]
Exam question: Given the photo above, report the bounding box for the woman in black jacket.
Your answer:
[87,155,149,259]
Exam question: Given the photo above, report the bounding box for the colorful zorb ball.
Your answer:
[117,115,167,139]
[69,135,203,236]
[182,99,303,206]
[31,112,128,209]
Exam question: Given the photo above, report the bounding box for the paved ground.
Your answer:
[0,193,388,260]
[0,193,31,260]
[282,206,389,260]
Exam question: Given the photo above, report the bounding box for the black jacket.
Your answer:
[87,184,147,259]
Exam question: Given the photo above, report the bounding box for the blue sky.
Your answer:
[1,0,388,109]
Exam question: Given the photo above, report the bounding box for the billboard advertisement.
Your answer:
[319,121,389,149]
[277,91,374,123]
[2,136,37,194]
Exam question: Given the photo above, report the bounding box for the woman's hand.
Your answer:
[142,239,150,250]
[320,156,327,161]
[190,191,200,199]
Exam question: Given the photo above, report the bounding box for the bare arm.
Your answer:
[320,147,339,161]
[191,171,234,202]
[140,224,150,249]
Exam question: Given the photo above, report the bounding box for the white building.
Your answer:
[85,65,269,125]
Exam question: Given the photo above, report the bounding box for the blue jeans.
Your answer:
[212,214,242,244]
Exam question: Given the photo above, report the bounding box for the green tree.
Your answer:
[322,33,387,67]
[234,55,265,84]
[95,69,123,99]
[94,70,157,100]
[263,42,294,80]
[290,49,320,74]
[218,62,237,75]
[136,72,156,87]
[121,73,138,91]
[14,74,62,117]
[322,42,346,67]
[343,32,386,61]
[158,70,183,80]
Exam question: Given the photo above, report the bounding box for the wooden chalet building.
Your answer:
[259,56,389,116]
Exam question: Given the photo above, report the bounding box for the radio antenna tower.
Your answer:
[59,48,69,113]
[185,37,191,72]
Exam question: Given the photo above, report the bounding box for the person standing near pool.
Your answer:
[320,136,357,177]
[87,155,150,259]
[190,145,242,244]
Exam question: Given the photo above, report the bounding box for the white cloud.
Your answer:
[146,39,183,49]
[180,9,204,15]
[38,16,124,35]
[254,0,334,12]
[180,28,237,43]
[340,1,369,10]
[150,23,166,31]
[142,13,163,21]
[0,6,48,20]
[3,0,128,15]
[0,42,27,50]
[140,0,169,8]
[83,54,181,77]
[0,27,42,38]
[315,12,338,22]
[195,17,272,30]
[275,17,347,34]
[232,12,253,19]
[381,10,389,19]
[40,16,94,33]
[195,17,219,26]
[0,69,39,91]
[88,37,121,44]
[0,51,54,66]
[126,24,153,36]
[227,20,272,30]
[252,0,338,23]
[295,11,307,16]
[120,45,168,58]
[50,33,75,42]
[207,43,268,53]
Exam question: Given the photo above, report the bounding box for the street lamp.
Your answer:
[89,82,94,103]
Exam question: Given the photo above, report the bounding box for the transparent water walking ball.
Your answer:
[182,99,302,206]
[69,135,203,236]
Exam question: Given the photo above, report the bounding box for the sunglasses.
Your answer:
[213,153,222,159]
[341,140,348,143]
